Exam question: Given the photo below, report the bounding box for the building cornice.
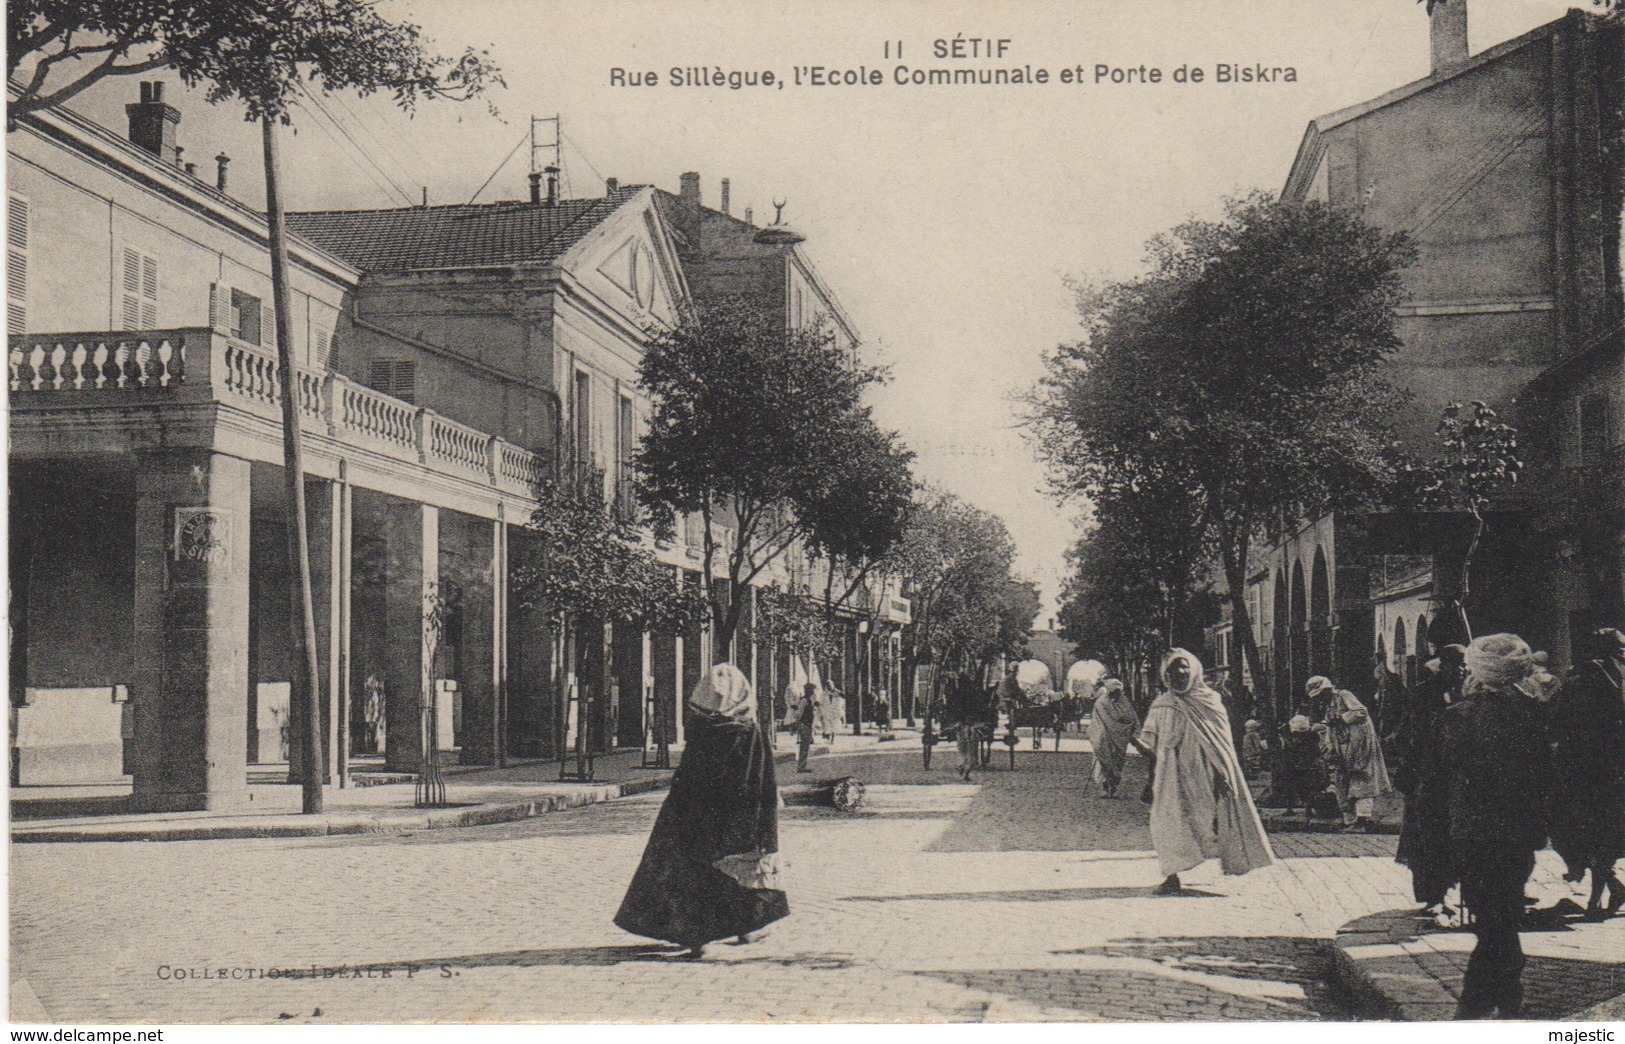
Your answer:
[10,99,362,287]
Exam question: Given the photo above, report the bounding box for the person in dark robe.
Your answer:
[1548,627,1625,920]
[1394,643,1465,912]
[1441,634,1552,1019]
[615,663,788,958]
[945,669,994,781]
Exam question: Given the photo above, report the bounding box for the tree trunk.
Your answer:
[264,118,324,815]
[1220,526,1271,718]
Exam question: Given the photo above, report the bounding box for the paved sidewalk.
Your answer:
[9,738,1621,1023]
[1326,852,1625,1020]
[8,738,843,843]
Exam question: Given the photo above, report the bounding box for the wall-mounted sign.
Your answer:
[173,507,232,568]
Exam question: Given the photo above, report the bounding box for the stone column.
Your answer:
[455,514,496,766]
[491,512,509,768]
[131,451,252,811]
[380,499,437,773]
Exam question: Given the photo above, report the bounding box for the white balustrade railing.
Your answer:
[9,331,190,391]
[11,327,551,499]
[426,413,488,473]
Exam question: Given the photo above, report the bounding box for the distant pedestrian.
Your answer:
[945,670,994,781]
[1308,677,1392,832]
[615,664,788,959]
[1548,627,1625,920]
[1395,644,1467,913]
[1441,634,1552,1019]
[793,683,819,773]
[1088,678,1141,798]
[1272,714,1325,819]
[1240,719,1268,780]
[824,687,846,742]
[1138,649,1274,895]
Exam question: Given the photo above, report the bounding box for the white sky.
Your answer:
[56,0,1573,622]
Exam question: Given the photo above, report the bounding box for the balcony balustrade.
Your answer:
[9,328,549,501]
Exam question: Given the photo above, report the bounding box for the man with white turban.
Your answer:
[1440,634,1552,1019]
[1138,649,1275,894]
[1307,675,1392,832]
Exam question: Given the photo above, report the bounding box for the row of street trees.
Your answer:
[511,293,1036,731]
[1032,195,1417,710]
[1032,193,1526,711]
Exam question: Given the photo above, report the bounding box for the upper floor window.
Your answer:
[209,283,274,347]
[571,369,593,470]
[1579,395,1614,467]
[121,247,158,330]
[7,194,29,336]
[368,358,416,404]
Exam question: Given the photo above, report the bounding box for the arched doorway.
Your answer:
[1290,559,1308,707]
[1273,570,1290,719]
[1310,547,1332,679]
[1394,617,1410,688]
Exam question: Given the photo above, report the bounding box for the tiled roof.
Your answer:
[285,193,634,272]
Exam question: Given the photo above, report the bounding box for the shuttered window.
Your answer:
[120,247,158,330]
[312,328,331,370]
[7,194,28,336]
[368,359,416,403]
[1579,395,1612,466]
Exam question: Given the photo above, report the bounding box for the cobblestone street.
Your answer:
[7,742,1617,1024]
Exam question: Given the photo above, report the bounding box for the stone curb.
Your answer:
[1259,813,1401,835]
[9,747,821,844]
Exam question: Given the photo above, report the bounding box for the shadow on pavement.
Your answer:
[1036,934,1356,1020]
[925,753,1153,854]
[844,885,1221,903]
[914,950,1346,1022]
[292,798,661,848]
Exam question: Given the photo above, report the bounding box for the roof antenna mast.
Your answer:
[530,115,567,198]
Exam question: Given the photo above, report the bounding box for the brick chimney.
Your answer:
[720,178,731,216]
[676,171,702,241]
[544,165,559,207]
[605,176,619,196]
[126,81,180,164]
[1430,0,1468,73]
[215,153,231,192]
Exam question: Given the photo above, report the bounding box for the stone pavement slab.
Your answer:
[1326,851,1625,1021]
[8,745,829,843]
[8,743,1623,1024]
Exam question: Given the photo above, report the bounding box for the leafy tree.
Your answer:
[754,584,839,665]
[1033,195,1414,710]
[7,0,500,126]
[896,490,1033,677]
[635,295,914,657]
[1406,401,1523,641]
[513,467,703,636]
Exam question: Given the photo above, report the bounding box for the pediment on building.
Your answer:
[557,190,688,329]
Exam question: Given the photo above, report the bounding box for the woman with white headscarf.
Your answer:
[1138,649,1275,894]
[1440,633,1552,1019]
[1088,678,1141,798]
[615,663,788,958]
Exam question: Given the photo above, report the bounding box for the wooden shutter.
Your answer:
[208,283,231,334]
[122,249,142,329]
[121,248,158,330]
[7,195,27,336]
[368,359,416,403]
[313,329,331,370]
